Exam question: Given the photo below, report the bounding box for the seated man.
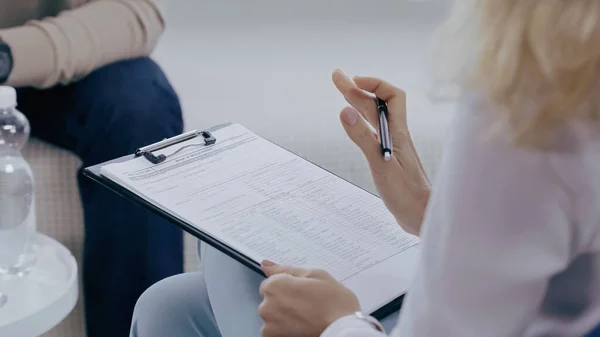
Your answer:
[0,1,183,336]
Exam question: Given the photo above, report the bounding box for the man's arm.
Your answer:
[0,0,165,88]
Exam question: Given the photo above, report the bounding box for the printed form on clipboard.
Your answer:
[99,123,420,315]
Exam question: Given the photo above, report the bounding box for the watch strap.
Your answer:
[354,312,385,332]
[0,37,13,84]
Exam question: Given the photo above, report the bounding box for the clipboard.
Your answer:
[82,122,405,320]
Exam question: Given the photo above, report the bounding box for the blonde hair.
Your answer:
[433,0,600,147]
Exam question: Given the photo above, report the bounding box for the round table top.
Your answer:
[0,233,78,337]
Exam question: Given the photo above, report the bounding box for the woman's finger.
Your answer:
[353,77,429,186]
[353,76,408,130]
[332,69,379,127]
[261,261,309,278]
[340,106,399,176]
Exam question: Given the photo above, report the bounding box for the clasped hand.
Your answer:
[258,70,431,337]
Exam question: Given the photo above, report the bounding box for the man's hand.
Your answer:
[258,261,361,337]
[332,69,431,235]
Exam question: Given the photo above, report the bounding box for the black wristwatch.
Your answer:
[0,38,14,84]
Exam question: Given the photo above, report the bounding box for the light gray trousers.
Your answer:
[130,271,222,337]
[129,243,400,337]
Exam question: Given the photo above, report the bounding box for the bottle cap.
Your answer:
[0,86,17,109]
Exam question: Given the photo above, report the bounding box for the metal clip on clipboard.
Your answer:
[135,130,217,164]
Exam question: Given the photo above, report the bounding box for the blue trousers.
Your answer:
[16,57,184,337]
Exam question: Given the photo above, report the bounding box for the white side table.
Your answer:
[0,234,78,337]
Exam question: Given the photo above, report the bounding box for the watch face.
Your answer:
[0,51,11,79]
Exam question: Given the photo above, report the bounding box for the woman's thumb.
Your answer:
[340,107,381,164]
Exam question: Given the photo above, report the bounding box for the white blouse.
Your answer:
[322,94,600,337]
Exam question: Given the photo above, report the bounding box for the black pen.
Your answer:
[376,97,392,161]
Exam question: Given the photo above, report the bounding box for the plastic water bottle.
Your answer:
[0,86,37,276]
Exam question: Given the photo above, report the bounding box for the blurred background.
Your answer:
[153,0,455,191]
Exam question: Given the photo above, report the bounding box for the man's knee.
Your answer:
[75,58,184,160]
[85,57,184,134]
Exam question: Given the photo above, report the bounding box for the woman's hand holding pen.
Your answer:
[332,69,431,236]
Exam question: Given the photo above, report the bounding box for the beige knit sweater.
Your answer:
[0,0,165,88]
